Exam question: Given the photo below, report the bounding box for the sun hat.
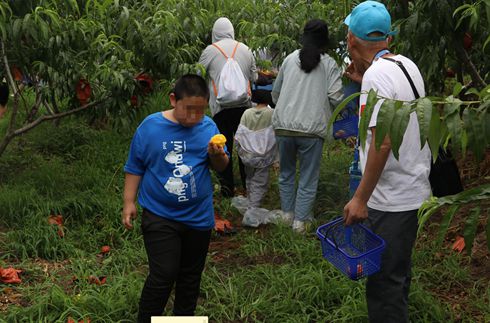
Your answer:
[344,1,397,41]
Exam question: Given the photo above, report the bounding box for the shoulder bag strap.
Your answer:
[382,57,420,99]
[211,43,229,59]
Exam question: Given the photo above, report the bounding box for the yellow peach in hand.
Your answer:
[210,134,226,147]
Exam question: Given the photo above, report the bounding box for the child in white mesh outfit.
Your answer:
[235,89,277,210]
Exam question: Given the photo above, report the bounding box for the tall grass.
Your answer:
[0,105,488,322]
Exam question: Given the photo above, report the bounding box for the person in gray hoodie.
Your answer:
[272,19,343,233]
[199,17,257,198]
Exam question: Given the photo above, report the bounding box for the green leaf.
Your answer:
[452,82,463,97]
[453,4,472,18]
[463,108,486,161]
[13,19,22,39]
[480,85,490,99]
[443,98,463,153]
[440,122,449,149]
[415,98,432,148]
[469,8,478,31]
[454,4,473,29]
[483,35,490,51]
[374,99,395,150]
[436,204,460,247]
[428,106,442,160]
[417,197,441,236]
[463,206,481,256]
[417,184,490,248]
[389,102,411,160]
[0,22,5,40]
[359,89,378,150]
[443,97,462,118]
[446,112,463,153]
[464,88,480,97]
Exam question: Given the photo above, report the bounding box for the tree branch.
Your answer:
[1,40,20,139]
[454,45,487,89]
[1,40,19,95]
[12,99,106,136]
[42,100,55,115]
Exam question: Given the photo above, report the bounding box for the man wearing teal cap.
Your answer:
[342,1,431,322]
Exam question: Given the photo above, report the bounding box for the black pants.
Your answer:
[365,208,418,323]
[137,210,211,323]
[213,107,247,197]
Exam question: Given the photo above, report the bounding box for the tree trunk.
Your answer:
[454,45,487,89]
[399,0,410,18]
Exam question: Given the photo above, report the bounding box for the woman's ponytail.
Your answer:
[299,19,329,73]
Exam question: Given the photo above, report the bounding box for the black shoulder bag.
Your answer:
[383,57,463,197]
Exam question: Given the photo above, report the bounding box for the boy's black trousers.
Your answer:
[137,209,211,323]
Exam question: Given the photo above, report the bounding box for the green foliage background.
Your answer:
[0,0,489,321]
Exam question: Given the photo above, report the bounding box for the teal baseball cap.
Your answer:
[344,1,397,41]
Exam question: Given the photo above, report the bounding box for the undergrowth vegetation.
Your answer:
[0,97,488,322]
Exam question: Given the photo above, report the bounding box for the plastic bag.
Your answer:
[231,195,248,215]
[267,209,294,225]
[242,207,270,227]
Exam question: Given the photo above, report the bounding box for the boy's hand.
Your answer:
[207,142,226,157]
[122,202,138,230]
[208,142,228,172]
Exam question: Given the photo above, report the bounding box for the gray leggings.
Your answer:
[365,208,419,323]
[244,165,270,208]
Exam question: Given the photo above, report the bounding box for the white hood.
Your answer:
[212,17,235,43]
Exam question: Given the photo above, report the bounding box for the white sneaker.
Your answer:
[292,220,306,234]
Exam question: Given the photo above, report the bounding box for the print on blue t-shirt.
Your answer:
[124,112,227,230]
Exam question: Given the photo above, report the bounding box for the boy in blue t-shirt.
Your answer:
[122,74,229,322]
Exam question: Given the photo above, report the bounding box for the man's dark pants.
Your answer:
[365,208,418,323]
[137,209,211,323]
[213,107,247,197]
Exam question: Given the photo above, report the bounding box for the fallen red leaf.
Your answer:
[88,275,106,285]
[48,214,63,226]
[214,212,235,234]
[452,235,465,253]
[100,245,111,254]
[48,214,64,237]
[0,267,22,284]
[67,317,90,323]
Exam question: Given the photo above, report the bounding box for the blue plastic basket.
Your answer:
[316,217,385,280]
[333,115,359,139]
